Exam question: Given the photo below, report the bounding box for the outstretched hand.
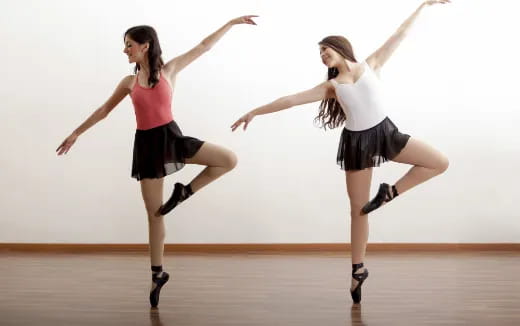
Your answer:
[230,15,259,26]
[56,133,78,155]
[231,112,255,132]
[423,0,451,6]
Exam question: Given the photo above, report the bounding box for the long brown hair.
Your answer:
[315,35,357,130]
[124,25,164,88]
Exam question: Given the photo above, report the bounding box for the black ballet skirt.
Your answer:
[337,117,410,171]
[131,120,204,180]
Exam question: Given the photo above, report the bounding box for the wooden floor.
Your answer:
[1,251,519,326]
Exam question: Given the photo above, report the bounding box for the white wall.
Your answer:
[1,0,519,243]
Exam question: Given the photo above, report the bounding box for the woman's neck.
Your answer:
[137,57,151,75]
[336,60,355,75]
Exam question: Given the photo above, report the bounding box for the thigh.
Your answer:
[185,142,236,167]
[391,138,447,168]
[345,168,373,207]
[140,178,164,215]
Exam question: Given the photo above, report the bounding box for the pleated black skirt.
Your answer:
[131,120,204,180]
[337,117,410,171]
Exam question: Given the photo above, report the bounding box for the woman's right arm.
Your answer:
[56,76,132,155]
[231,81,334,131]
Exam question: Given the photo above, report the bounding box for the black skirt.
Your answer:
[131,120,204,181]
[337,117,410,171]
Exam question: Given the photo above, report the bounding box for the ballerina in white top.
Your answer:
[231,1,450,304]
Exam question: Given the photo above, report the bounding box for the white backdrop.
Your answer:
[1,0,519,243]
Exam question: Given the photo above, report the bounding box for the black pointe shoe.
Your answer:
[150,272,169,308]
[361,183,398,215]
[350,263,369,304]
[157,183,192,216]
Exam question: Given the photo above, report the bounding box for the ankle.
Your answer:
[352,263,364,273]
[151,265,163,276]
[185,183,194,196]
[391,184,399,198]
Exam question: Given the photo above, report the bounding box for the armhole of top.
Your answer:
[363,60,371,71]
[130,74,138,92]
[364,59,381,75]
[161,70,174,92]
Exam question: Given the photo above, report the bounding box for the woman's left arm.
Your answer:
[163,15,257,77]
[367,0,451,72]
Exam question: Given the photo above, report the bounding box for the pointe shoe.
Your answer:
[149,272,170,308]
[157,183,192,216]
[361,183,398,215]
[350,263,369,304]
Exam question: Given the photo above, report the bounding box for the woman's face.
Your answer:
[123,36,148,64]
[319,45,343,68]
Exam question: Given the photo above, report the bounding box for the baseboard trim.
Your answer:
[1,243,519,253]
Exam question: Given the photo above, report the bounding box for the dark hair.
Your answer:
[315,35,357,130]
[124,25,164,88]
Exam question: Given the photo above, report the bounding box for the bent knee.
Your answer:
[223,151,238,170]
[436,155,449,174]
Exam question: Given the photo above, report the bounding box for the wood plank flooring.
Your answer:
[1,251,518,325]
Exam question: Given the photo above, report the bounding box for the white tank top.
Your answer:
[330,61,387,131]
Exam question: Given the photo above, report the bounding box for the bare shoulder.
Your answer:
[321,79,336,89]
[321,80,337,99]
[325,78,337,86]
[119,75,136,92]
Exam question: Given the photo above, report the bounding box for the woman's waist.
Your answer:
[344,115,389,132]
[135,117,175,132]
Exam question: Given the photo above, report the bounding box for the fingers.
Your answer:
[58,145,68,155]
[231,117,252,132]
[56,141,66,155]
[57,146,65,155]
[241,15,259,25]
[231,120,242,132]
[56,140,73,155]
[427,0,450,5]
